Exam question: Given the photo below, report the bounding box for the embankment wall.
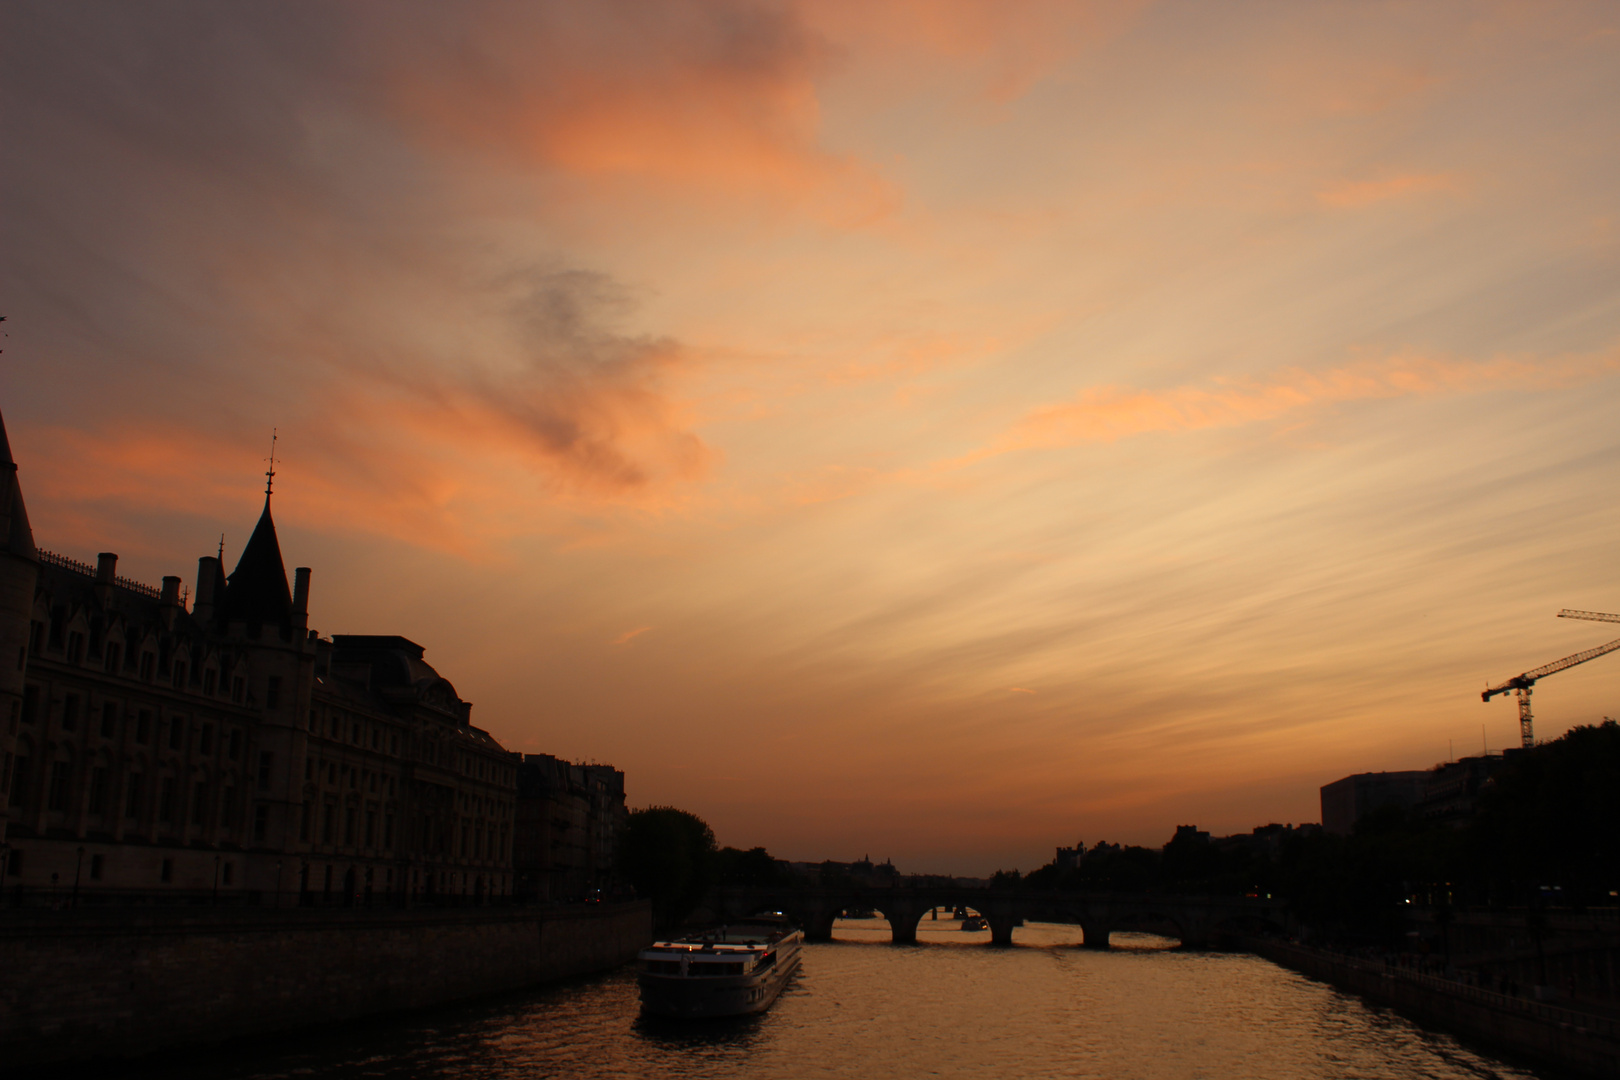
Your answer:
[0,900,652,1067]
[1247,938,1620,1079]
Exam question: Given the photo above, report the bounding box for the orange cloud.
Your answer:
[376,0,896,221]
[1317,172,1460,208]
[980,348,1620,458]
[612,626,652,645]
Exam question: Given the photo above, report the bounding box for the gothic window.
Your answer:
[104,642,120,673]
[67,631,84,664]
[47,759,72,812]
[125,773,143,818]
[228,728,241,760]
[266,676,281,708]
[258,752,273,789]
[135,710,151,744]
[172,661,187,689]
[168,717,184,750]
[8,751,28,808]
[231,676,244,704]
[203,668,217,696]
[299,801,311,841]
[192,781,208,824]
[88,766,107,814]
[21,683,39,724]
[139,652,155,681]
[199,724,213,754]
[62,693,80,732]
[254,803,269,842]
[101,701,118,737]
[158,777,175,821]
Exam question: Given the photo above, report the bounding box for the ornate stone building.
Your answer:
[513,754,627,902]
[0,413,520,905]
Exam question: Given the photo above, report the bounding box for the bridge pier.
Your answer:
[986,914,1017,946]
[883,896,928,944]
[1080,922,1111,949]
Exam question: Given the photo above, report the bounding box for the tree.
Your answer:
[619,807,717,929]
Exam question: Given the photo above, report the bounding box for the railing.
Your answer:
[37,549,96,576]
[37,549,165,600]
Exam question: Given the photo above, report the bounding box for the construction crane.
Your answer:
[1483,610,1620,748]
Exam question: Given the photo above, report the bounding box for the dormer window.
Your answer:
[104,642,120,673]
[172,662,187,690]
[67,632,84,665]
[139,652,155,681]
[203,669,217,696]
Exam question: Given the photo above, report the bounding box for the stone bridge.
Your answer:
[715,885,1291,948]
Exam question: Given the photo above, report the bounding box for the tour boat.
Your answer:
[637,915,804,1018]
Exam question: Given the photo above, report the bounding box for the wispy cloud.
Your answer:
[612,626,652,645]
[972,348,1620,460]
[1317,172,1460,208]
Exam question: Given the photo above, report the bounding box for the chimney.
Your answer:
[194,555,221,625]
[292,567,311,628]
[161,574,182,627]
[95,551,118,604]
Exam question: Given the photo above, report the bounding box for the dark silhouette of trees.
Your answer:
[619,806,717,929]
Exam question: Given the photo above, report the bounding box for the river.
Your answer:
[129,916,1547,1079]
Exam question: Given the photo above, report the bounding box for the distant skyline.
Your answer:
[4,1,1618,875]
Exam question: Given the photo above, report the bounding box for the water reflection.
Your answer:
[113,922,1546,1080]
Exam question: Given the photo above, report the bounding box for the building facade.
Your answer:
[513,754,627,902]
[1320,770,1428,836]
[0,414,522,905]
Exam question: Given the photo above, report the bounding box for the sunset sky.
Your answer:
[4,1,1618,874]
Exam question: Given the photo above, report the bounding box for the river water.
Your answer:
[137,917,1546,1080]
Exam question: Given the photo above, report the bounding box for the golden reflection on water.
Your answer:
[133,920,1544,1080]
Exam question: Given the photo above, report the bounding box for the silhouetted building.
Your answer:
[513,753,626,901]
[1320,770,1426,835]
[0,414,523,905]
[1418,752,1512,829]
[1054,842,1082,871]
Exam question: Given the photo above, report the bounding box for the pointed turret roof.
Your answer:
[224,496,292,626]
[0,409,37,560]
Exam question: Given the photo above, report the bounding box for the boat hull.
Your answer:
[638,951,801,1019]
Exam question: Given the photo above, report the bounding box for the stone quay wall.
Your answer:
[0,900,652,1067]
[1246,937,1620,1079]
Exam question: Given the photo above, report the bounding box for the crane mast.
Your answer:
[1483,609,1620,748]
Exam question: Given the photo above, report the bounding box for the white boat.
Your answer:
[637,915,804,1018]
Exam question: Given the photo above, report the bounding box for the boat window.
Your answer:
[692,962,744,976]
[642,960,682,975]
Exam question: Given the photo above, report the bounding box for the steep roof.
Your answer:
[224,496,292,625]
[0,408,37,559]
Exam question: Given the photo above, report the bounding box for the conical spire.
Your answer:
[224,495,292,626]
[0,408,37,560]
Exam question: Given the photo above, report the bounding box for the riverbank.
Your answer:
[0,900,651,1067]
[1244,937,1620,1078]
